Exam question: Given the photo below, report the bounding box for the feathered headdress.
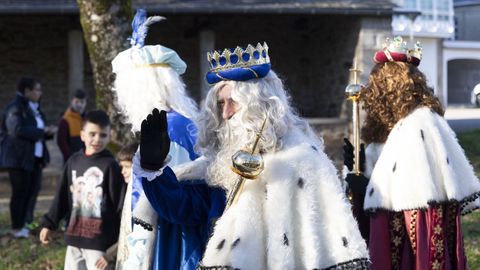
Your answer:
[111,9,187,75]
[129,9,165,48]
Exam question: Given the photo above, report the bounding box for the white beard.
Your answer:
[206,114,255,191]
[113,69,169,132]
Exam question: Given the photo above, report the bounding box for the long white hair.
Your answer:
[113,65,198,132]
[196,70,323,190]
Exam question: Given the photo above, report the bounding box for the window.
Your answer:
[392,0,454,36]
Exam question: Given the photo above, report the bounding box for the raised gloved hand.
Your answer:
[343,138,365,173]
[140,109,170,171]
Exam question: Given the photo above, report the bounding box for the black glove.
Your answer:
[343,138,365,172]
[345,173,369,195]
[345,173,371,243]
[140,109,170,171]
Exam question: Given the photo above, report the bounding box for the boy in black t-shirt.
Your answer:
[40,110,126,270]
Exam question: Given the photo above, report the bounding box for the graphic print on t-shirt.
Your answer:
[66,166,104,238]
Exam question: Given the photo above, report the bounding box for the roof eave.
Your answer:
[0,6,78,15]
[0,5,393,16]
[142,5,394,16]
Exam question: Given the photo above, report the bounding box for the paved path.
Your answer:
[0,140,62,216]
[0,195,53,214]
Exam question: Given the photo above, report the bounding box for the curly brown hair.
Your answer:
[359,62,444,144]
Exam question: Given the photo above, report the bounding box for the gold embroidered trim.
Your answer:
[430,205,445,270]
[390,212,405,270]
[215,73,228,81]
[134,63,170,69]
[408,210,418,255]
[383,48,395,62]
[244,67,259,78]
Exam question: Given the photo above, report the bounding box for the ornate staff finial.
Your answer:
[225,115,268,211]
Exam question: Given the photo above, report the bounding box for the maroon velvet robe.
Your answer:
[367,203,467,270]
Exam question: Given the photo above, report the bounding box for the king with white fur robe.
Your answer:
[360,107,480,270]
[141,128,370,270]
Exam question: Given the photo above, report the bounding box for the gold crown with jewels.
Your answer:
[207,42,270,72]
[375,36,422,66]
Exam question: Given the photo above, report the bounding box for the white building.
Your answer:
[392,0,456,106]
[446,0,480,105]
[387,0,480,106]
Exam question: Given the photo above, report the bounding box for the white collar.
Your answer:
[28,101,39,111]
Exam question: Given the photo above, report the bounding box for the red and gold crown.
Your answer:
[374,36,422,66]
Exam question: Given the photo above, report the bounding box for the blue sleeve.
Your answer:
[142,166,225,226]
[167,112,198,161]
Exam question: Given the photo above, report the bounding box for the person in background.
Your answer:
[0,76,57,238]
[57,89,87,163]
[40,110,126,270]
[95,142,138,270]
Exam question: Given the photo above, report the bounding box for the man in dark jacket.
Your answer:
[0,76,57,238]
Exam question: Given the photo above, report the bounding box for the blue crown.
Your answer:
[205,42,271,84]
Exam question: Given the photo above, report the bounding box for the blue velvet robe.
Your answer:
[142,167,225,269]
[134,111,225,269]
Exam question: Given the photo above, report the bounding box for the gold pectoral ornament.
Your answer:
[224,117,267,211]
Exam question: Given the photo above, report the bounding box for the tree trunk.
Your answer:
[77,0,134,145]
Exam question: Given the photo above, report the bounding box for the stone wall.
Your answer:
[0,13,365,121]
[353,17,392,86]
[0,15,96,126]
[309,117,349,171]
[0,13,383,186]
[147,14,361,117]
[146,13,363,173]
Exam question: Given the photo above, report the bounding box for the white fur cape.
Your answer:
[364,107,480,213]
[196,130,369,270]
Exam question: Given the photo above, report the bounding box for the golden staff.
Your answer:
[345,60,363,175]
[225,117,268,211]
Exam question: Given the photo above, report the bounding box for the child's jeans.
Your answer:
[64,245,111,270]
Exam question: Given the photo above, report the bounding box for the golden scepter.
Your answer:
[224,117,268,211]
[345,60,363,175]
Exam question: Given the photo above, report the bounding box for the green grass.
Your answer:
[458,129,480,269]
[0,214,66,270]
[462,211,480,269]
[458,129,480,176]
